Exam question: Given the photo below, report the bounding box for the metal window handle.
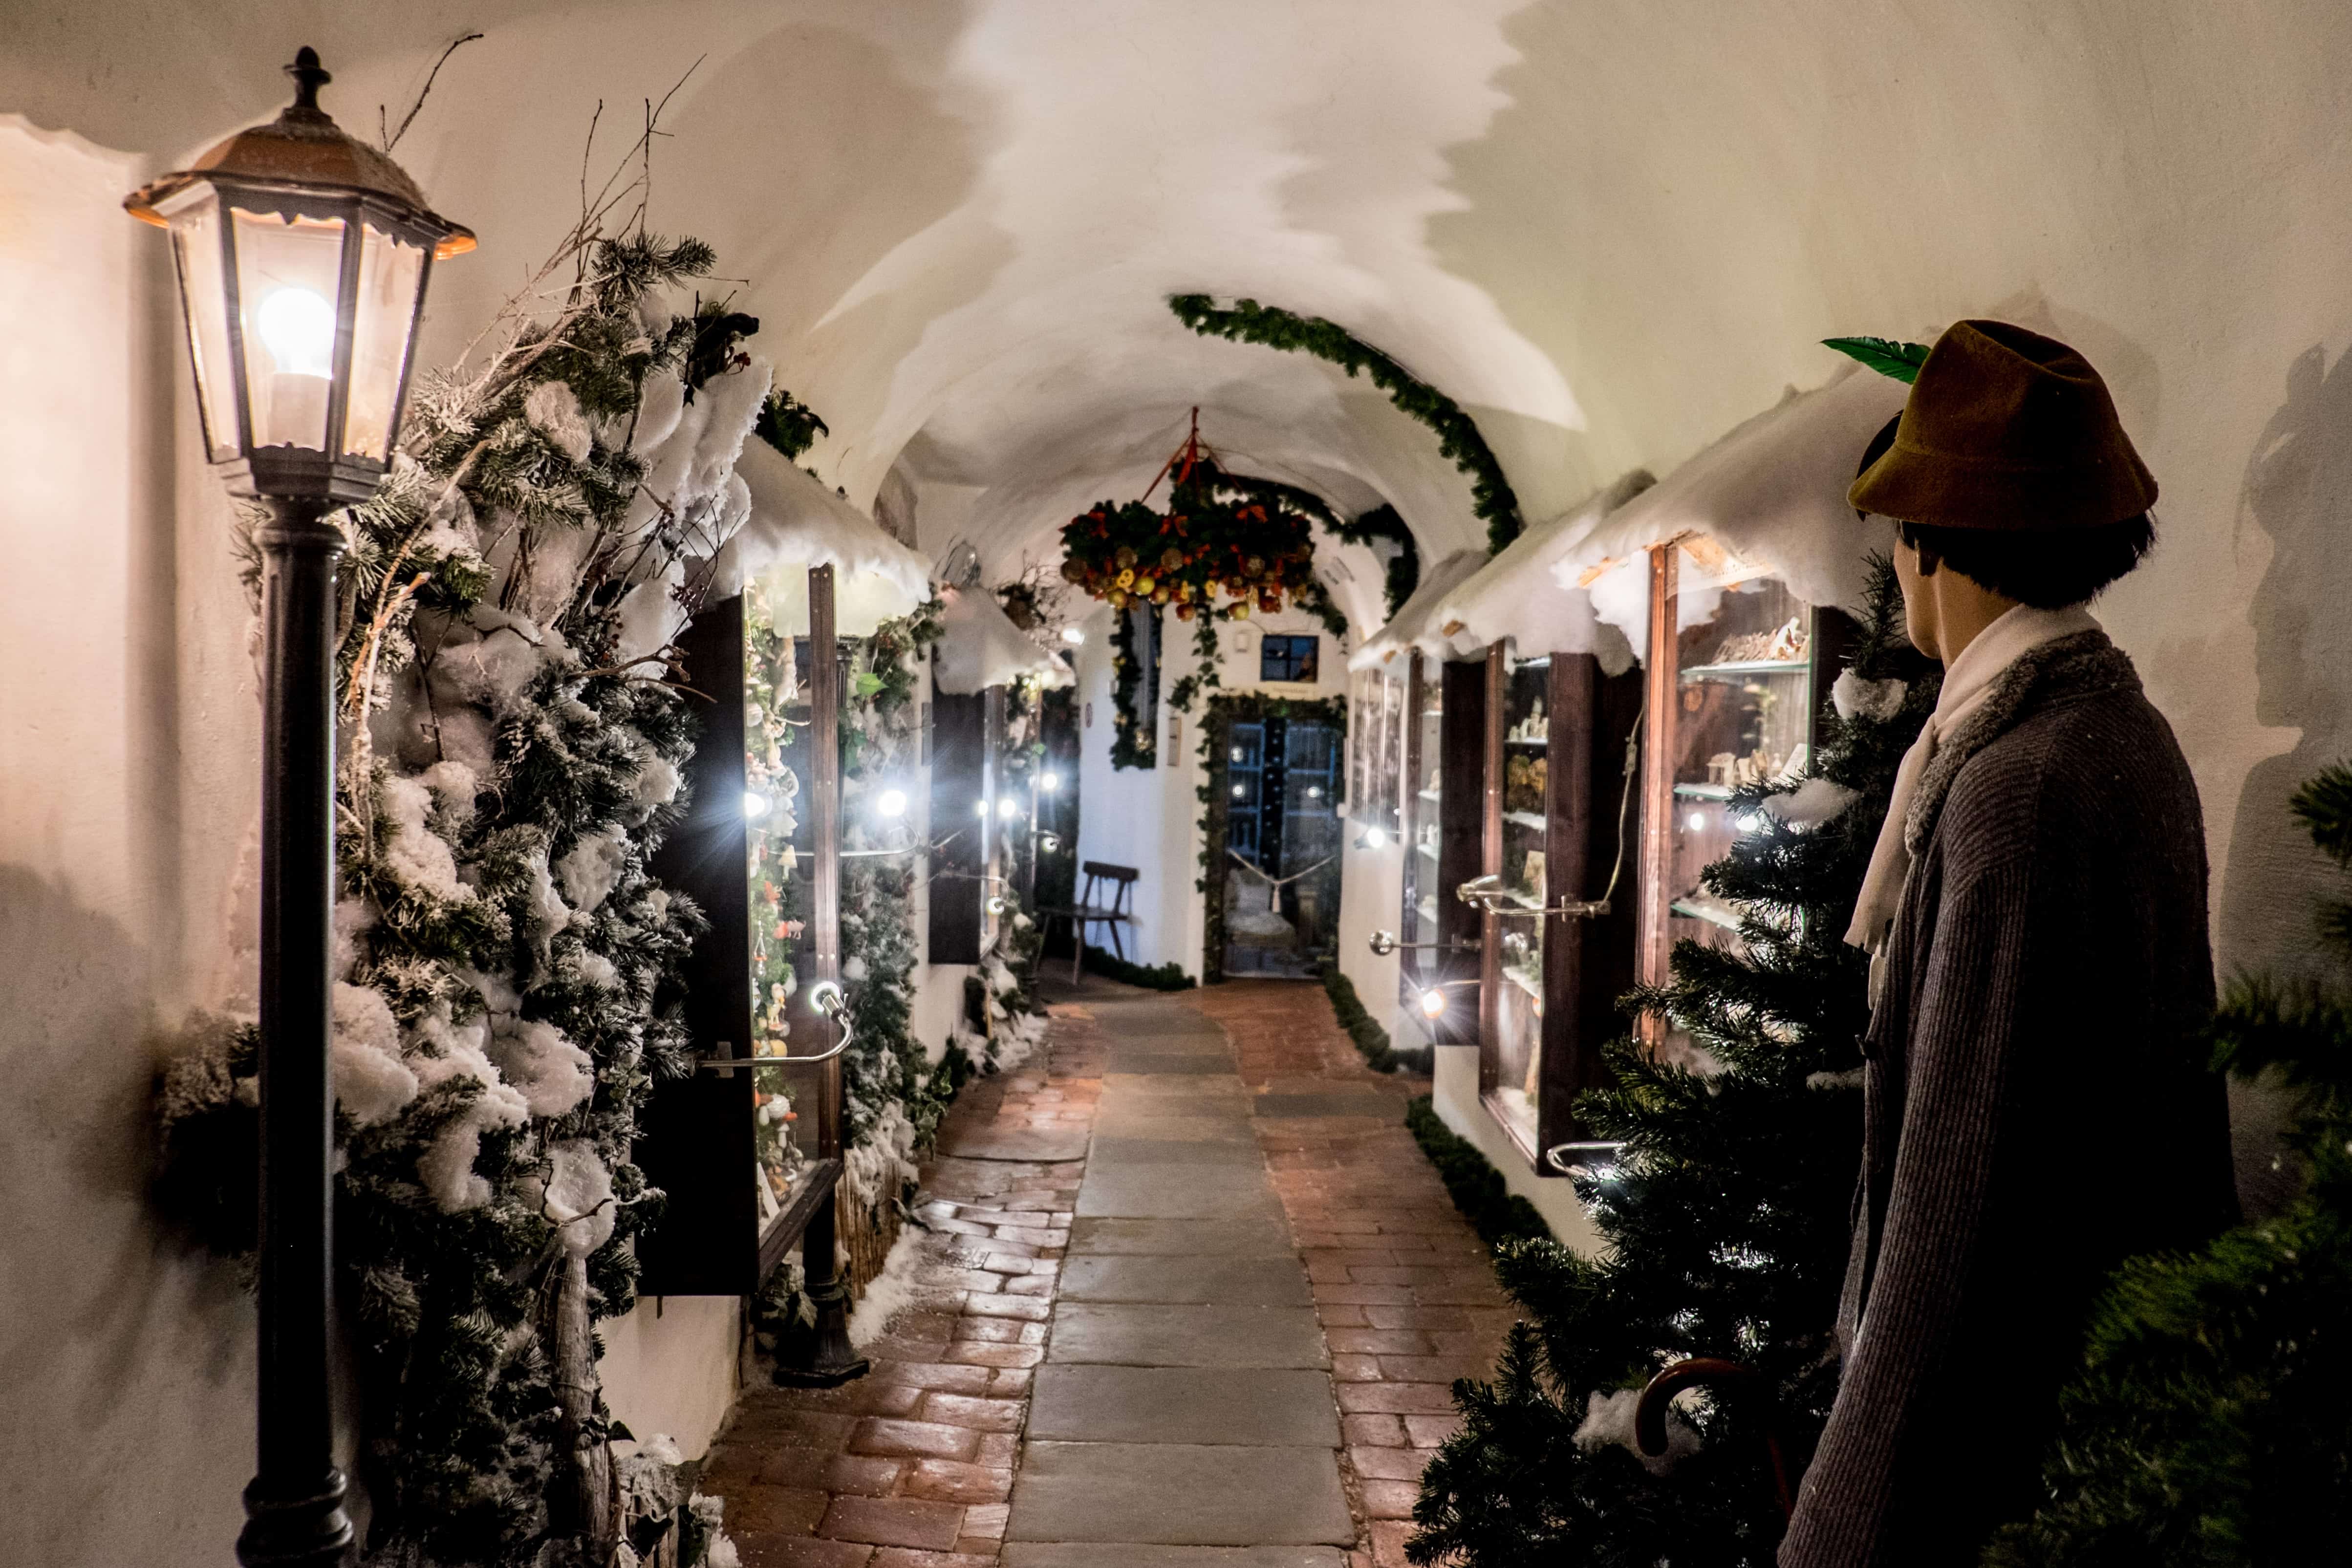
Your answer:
[1455,875,1610,920]
[1367,929,1481,956]
[698,981,857,1070]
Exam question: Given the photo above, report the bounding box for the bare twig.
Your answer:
[380,33,485,153]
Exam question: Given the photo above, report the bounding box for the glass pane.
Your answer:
[343,222,424,461]
[1491,654,1551,1148]
[1668,576,1811,958]
[162,189,241,460]
[745,579,816,1226]
[232,206,347,451]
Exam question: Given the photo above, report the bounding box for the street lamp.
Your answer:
[126,46,471,1568]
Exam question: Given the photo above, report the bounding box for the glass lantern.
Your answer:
[125,49,473,502]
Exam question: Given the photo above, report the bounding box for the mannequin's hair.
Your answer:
[1892,515,2157,608]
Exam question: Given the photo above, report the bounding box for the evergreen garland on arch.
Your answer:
[1169,293,1524,553]
[1407,559,1937,1567]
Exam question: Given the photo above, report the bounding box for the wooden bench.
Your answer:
[1038,860,1140,983]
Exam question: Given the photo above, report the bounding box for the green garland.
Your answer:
[1404,1095,1554,1251]
[1169,294,1524,553]
[154,231,746,1567]
[1322,966,1401,1073]
[1193,691,1348,984]
[1081,945,1198,990]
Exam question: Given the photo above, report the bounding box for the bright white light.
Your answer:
[1736,813,1766,835]
[743,791,771,819]
[876,789,907,818]
[1231,783,1246,798]
[997,797,1021,820]
[1306,786,1323,800]
[1039,772,1061,793]
[1039,833,1061,852]
[1230,747,1244,763]
[1360,826,1387,850]
[1420,988,1448,1019]
[1060,626,1086,645]
[1686,811,1707,832]
[259,286,336,377]
[974,798,990,818]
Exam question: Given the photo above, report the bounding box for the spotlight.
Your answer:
[1039,832,1062,853]
[1060,625,1086,645]
[986,895,1010,915]
[1420,987,1448,1019]
[876,788,908,818]
[1231,783,1246,798]
[1305,785,1322,800]
[1356,826,1387,851]
[1686,811,1707,832]
[997,797,1021,820]
[1735,813,1766,834]
[1039,771,1061,793]
[743,791,771,819]
[974,798,990,818]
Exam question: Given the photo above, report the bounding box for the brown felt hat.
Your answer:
[1847,320,2157,530]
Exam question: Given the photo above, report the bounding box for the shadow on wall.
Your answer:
[2218,342,2352,1216]
[0,864,253,1562]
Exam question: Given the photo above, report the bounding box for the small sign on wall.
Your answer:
[1085,701,1093,729]
[1168,713,1182,749]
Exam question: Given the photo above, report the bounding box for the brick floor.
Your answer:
[700,978,1511,1568]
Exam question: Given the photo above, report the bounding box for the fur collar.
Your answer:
[1903,628,2140,858]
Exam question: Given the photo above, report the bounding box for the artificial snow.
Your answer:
[539,1139,617,1255]
[844,1219,937,1347]
[408,1005,533,1212]
[557,830,629,914]
[1762,776,1860,829]
[488,1015,595,1118]
[1573,1385,1702,1474]
[1832,668,1907,722]
[524,381,594,465]
[1343,548,1489,670]
[1416,469,1657,669]
[934,583,1071,694]
[378,773,472,903]
[707,438,933,633]
[1562,365,1911,652]
[331,981,420,1127]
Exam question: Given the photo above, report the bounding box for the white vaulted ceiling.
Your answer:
[5,0,2351,682]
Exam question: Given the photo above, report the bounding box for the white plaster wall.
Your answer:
[0,115,262,1567]
[596,1295,745,1458]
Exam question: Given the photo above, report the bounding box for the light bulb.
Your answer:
[1359,826,1387,851]
[974,798,990,818]
[258,286,336,377]
[998,797,1021,820]
[1039,833,1061,853]
[1420,988,1448,1019]
[1685,811,1707,832]
[1736,813,1766,835]
[1231,783,1246,798]
[1306,785,1322,800]
[1039,772,1061,793]
[743,790,771,819]
[876,789,907,818]
[1060,626,1086,645]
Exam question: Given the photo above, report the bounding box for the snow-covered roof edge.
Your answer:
[1343,550,1494,672]
[935,583,1076,694]
[707,437,935,619]
[1424,468,1657,664]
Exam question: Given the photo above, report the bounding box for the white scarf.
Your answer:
[1844,602,2101,978]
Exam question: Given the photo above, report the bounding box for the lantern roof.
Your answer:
[124,47,474,259]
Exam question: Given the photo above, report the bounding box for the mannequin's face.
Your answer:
[1891,529,1940,659]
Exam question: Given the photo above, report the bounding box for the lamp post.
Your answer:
[127,48,471,1568]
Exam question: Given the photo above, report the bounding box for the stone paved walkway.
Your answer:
[700,977,1513,1568]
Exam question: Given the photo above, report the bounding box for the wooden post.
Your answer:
[1477,643,1507,1094]
[775,564,868,1388]
[1637,544,1681,1043]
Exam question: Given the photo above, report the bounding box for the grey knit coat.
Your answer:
[1779,629,2239,1567]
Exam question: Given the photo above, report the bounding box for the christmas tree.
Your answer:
[1985,767,2352,1565]
[1409,559,1938,1567]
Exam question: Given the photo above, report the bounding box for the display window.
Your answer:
[1398,652,1485,1044]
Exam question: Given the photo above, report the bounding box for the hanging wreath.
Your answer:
[1058,412,1321,624]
